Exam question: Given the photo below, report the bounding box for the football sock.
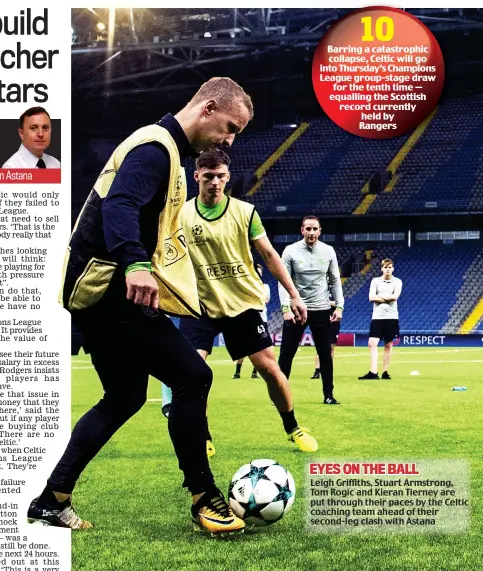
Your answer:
[279,409,297,434]
[192,492,204,504]
[235,363,242,375]
[53,491,71,502]
[39,488,60,503]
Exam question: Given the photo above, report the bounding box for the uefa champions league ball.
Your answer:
[228,459,296,526]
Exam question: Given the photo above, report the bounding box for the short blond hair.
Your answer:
[189,77,254,118]
[381,258,394,268]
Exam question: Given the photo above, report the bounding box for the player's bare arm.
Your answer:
[370,295,387,303]
[253,236,307,324]
[384,285,402,302]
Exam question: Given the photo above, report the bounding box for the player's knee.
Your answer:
[368,338,378,348]
[172,360,213,400]
[125,391,147,415]
[198,363,213,395]
[191,358,213,391]
[257,359,281,381]
[95,389,147,420]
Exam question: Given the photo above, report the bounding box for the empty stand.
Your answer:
[373,98,483,214]
[265,241,483,335]
[182,96,483,217]
[442,249,483,332]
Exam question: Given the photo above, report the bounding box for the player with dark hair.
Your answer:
[359,259,403,380]
[174,149,317,453]
[279,216,344,404]
[27,77,254,536]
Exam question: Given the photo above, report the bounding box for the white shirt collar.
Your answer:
[18,144,44,168]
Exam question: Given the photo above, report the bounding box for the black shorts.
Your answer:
[369,319,400,343]
[179,309,272,361]
[330,320,340,345]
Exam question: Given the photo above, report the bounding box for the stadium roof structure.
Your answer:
[72,8,483,98]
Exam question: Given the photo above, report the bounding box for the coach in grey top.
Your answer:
[359,258,403,380]
[278,215,344,404]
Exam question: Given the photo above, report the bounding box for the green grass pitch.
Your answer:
[70,346,482,571]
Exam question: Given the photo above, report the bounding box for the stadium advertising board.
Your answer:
[356,334,483,347]
[269,332,355,346]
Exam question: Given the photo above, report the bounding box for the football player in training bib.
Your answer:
[166,149,318,453]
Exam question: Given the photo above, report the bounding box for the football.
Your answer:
[228,459,295,526]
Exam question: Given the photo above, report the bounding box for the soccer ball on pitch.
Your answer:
[228,459,296,526]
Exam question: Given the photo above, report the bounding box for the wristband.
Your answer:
[281,304,291,314]
[336,306,344,311]
[125,262,152,275]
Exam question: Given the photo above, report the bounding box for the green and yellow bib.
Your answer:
[61,125,201,317]
[181,196,265,318]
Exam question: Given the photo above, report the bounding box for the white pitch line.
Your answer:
[71,347,483,369]
[308,348,482,357]
[378,360,483,364]
[214,348,483,365]
[291,357,483,364]
[72,359,483,371]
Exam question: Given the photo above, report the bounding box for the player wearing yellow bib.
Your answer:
[176,149,318,453]
[28,77,253,538]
